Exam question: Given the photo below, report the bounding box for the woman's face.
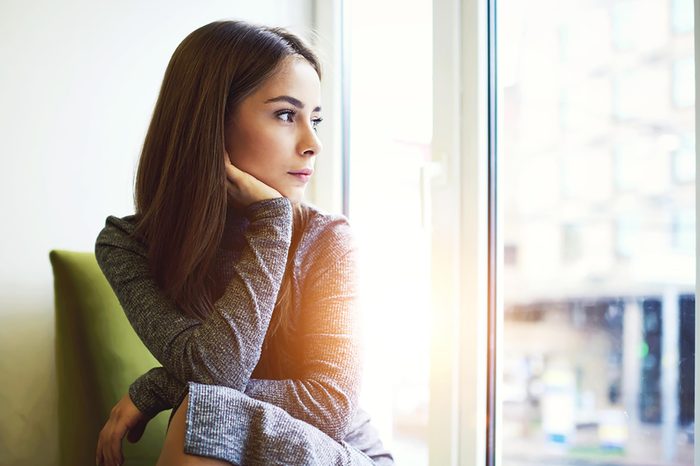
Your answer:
[225,56,323,204]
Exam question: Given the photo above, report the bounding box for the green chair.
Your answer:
[50,250,170,466]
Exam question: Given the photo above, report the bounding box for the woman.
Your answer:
[93,20,394,466]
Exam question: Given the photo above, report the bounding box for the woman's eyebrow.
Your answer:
[264,95,322,112]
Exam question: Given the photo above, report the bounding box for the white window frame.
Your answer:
[432,0,492,465]
[695,2,699,466]
[310,0,347,215]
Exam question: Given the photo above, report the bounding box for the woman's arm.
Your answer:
[119,214,363,442]
[127,368,187,418]
[94,196,293,391]
[243,219,363,441]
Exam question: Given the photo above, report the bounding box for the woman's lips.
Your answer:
[288,168,313,183]
[289,173,312,183]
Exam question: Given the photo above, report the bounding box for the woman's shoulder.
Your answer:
[295,202,358,278]
[300,202,356,251]
[103,214,138,232]
[294,204,358,292]
[95,214,145,252]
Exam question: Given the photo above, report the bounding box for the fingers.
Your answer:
[223,149,236,169]
[111,422,126,466]
[224,158,242,181]
[222,150,248,181]
[97,422,115,466]
[97,393,150,466]
[96,418,127,466]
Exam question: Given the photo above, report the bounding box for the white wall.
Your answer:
[0,2,313,464]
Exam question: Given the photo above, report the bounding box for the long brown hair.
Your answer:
[132,20,321,368]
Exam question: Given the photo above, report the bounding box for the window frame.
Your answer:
[432,0,493,465]
[310,0,348,215]
[694,2,699,466]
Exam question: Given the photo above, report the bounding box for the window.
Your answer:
[336,1,696,463]
[671,0,694,34]
[672,57,695,108]
[498,1,695,464]
[672,133,696,183]
[672,208,695,253]
[347,1,433,463]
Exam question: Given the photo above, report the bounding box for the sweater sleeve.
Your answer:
[242,216,363,441]
[94,196,292,392]
[126,217,363,442]
[128,367,188,418]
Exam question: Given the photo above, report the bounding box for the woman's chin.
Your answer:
[282,189,306,205]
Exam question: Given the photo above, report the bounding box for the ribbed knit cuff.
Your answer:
[244,196,292,220]
[128,377,166,419]
[183,382,250,463]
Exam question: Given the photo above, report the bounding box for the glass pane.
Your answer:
[348,1,433,464]
[498,1,695,465]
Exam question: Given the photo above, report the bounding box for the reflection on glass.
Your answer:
[348,1,433,465]
[499,0,695,465]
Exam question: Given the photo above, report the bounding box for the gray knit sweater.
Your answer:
[94,197,394,465]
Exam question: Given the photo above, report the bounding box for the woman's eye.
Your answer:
[277,110,295,122]
[277,110,323,131]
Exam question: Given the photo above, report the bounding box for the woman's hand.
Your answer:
[96,393,152,466]
[224,151,283,208]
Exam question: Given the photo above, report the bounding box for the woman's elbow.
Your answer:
[317,391,356,442]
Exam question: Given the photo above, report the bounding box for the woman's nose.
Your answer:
[299,124,322,157]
